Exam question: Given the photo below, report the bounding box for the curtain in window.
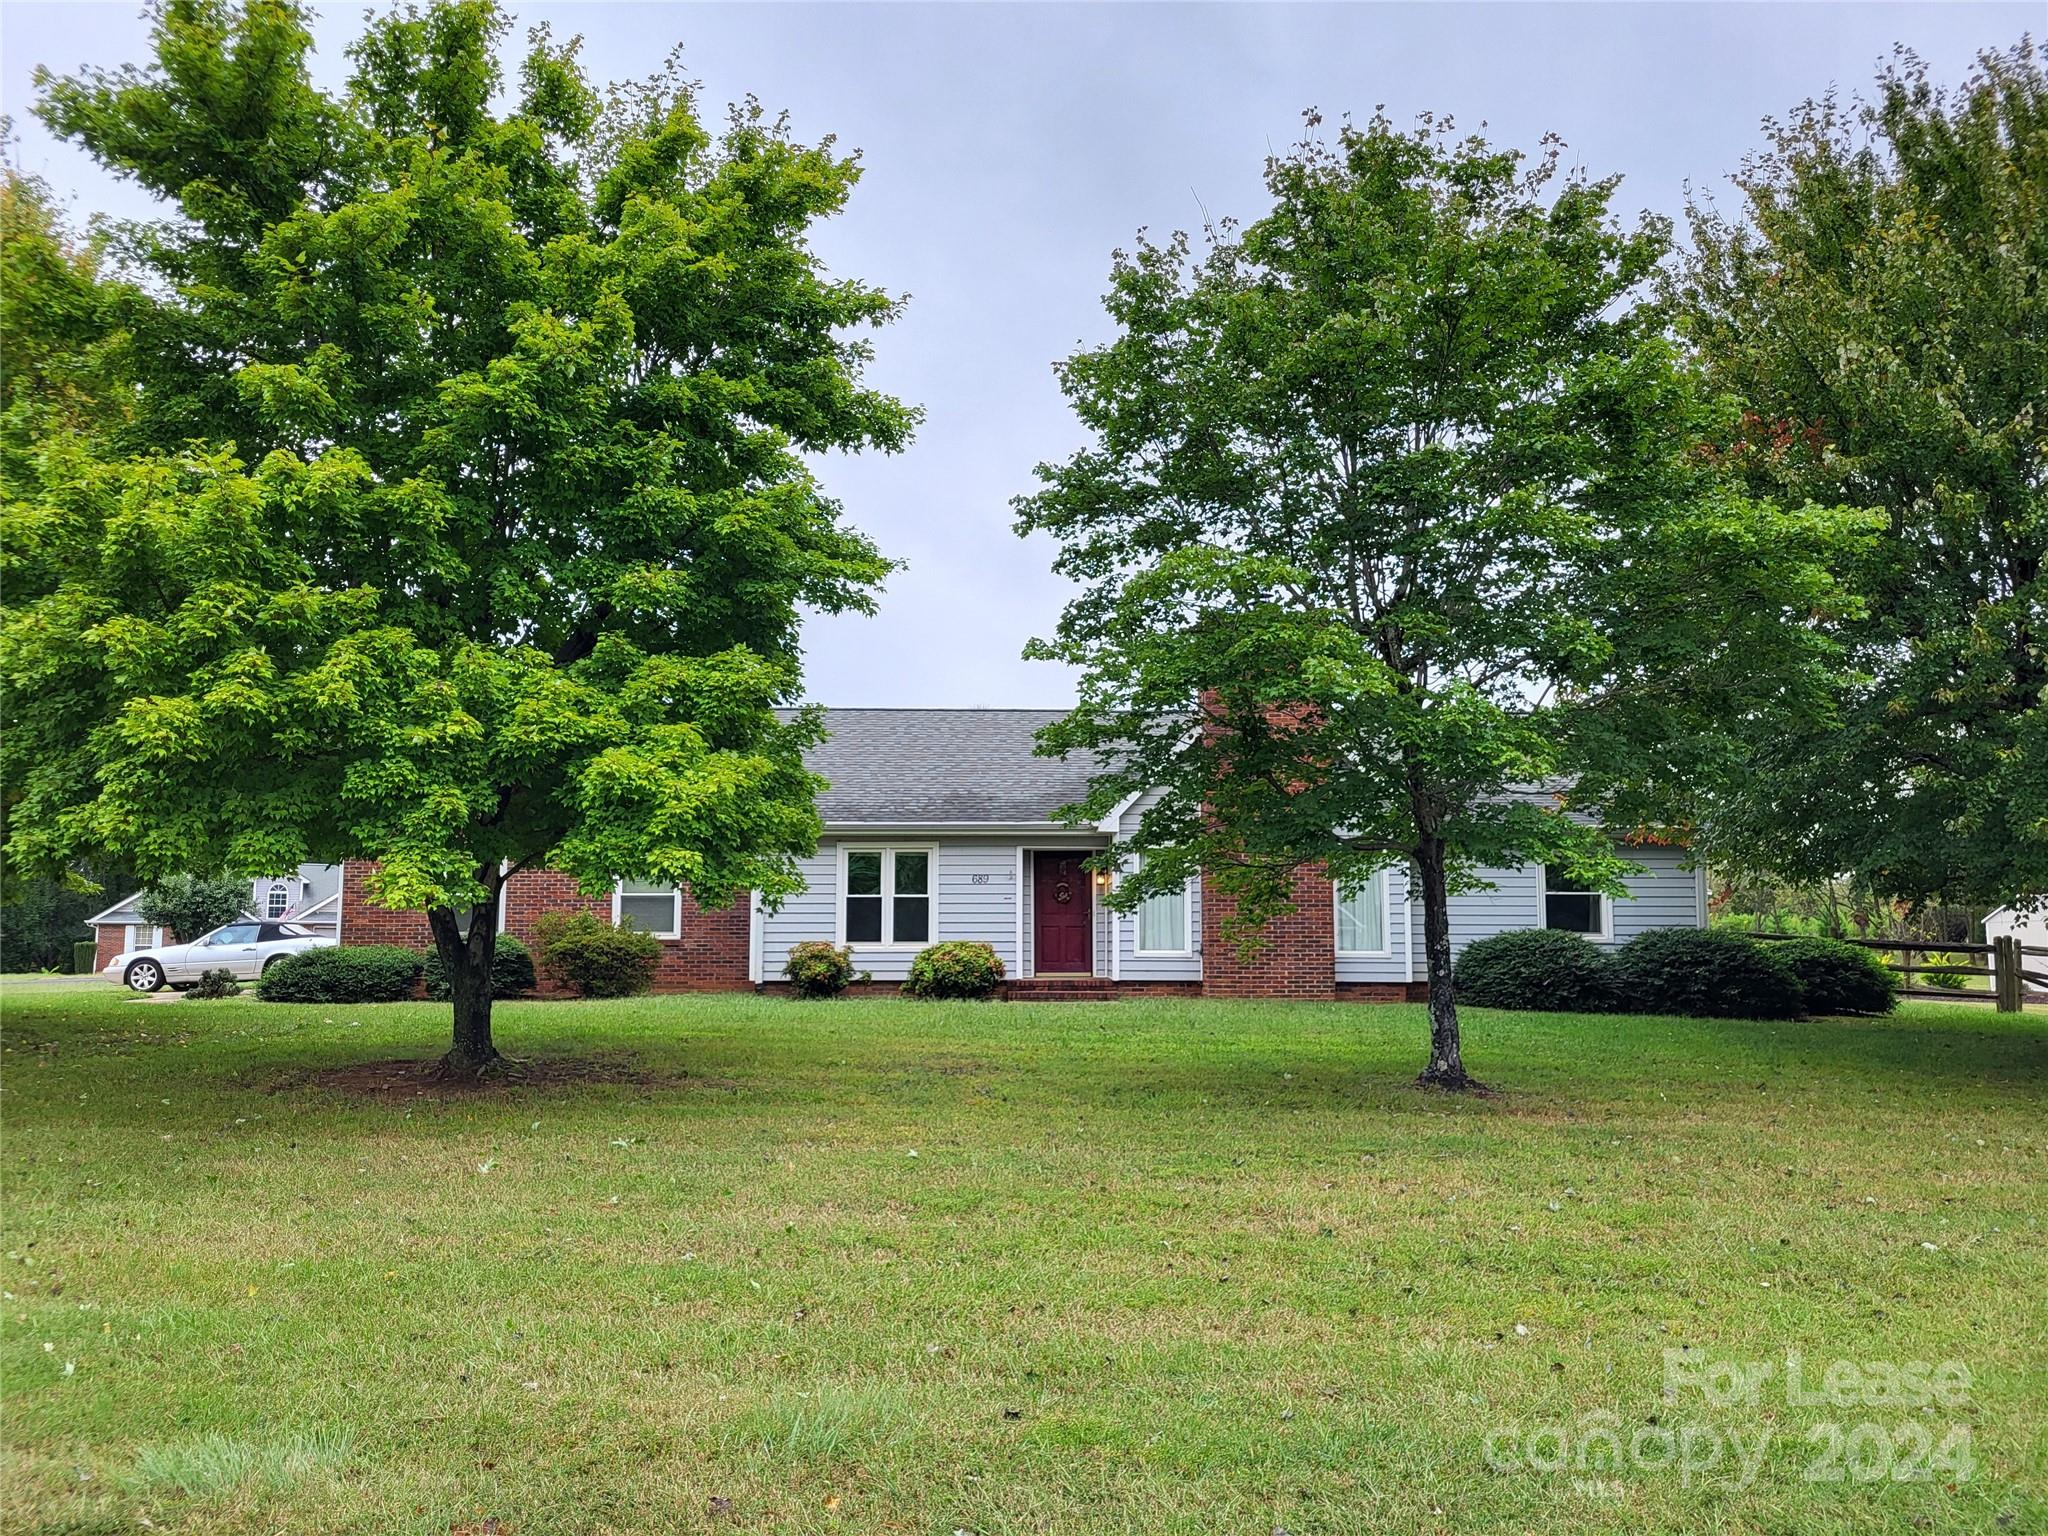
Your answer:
[1336,879,1385,952]
[619,878,680,936]
[1136,884,1186,952]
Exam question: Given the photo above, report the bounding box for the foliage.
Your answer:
[1676,42,2048,909]
[423,933,535,1001]
[257,944,420,1003]
[902,940,1006,1000]
[1015,108,1863,1086]
[3,0,914,1067]
[136,876,249,941]
[187,967,242,1000]
[0,872,108,971]
[1916,953,1973,992]
[1771,937,1898,1015]
[71,939,97,976]
[1452,928,1617,1014]
[1610,928,1803,1020]
[530,910,659,998]
[782,940,861,999]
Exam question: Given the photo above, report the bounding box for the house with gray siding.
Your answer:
[88,862,343,973]
[328,707,1704,997]
[742,709,1705,1000]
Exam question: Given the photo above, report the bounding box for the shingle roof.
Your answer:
[789,709,1103,825]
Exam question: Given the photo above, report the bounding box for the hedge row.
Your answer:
[1452,927,1897,1019]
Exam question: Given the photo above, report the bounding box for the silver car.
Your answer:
[104,920,336,992]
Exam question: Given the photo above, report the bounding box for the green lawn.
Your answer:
[3,987,2042,1535]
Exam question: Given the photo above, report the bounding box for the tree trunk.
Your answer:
[1413,832,1476,1091]
[427,876,505,1077]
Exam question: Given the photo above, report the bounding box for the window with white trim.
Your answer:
[263,881,293,919]
[1134,875,1191,956]
[1335,874,1388,954]
[844,849,930,946]
[1543,868,1609,938]
[616,878,683,939]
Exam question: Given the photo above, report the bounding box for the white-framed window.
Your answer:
[1335,871,1390,955]
[614,878,683,939]
[1543,867,1610,940]
[1133,869,1192,956]
[842,847,931,946]
[264,882,293,919]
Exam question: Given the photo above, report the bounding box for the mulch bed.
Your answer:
[273,1053,707,1103]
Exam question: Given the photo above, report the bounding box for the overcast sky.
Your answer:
[2,2,2029,707]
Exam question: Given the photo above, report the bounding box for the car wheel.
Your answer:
[124,959,165,993]
[262,956,286,974]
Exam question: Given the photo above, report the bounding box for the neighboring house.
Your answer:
[337,708,1708,998]
[87,863,342,972]
[1984,903,2046,948]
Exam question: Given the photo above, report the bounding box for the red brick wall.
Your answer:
[340,861,752,993]
[1200,863,1337,999]
[339,862,435,948]
[94,926,127,972]
[1335,981,1429,1003]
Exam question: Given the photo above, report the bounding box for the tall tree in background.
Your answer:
[1018,112,1863,1088]
[1,0,915,1072]
[1676,41,2046,909]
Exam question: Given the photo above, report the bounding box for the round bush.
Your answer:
[1610,928,1804,1020]
[258,945,422,1003]
[423,934,538,1001]
[531,911,661,998]
[1453,928,1617,1013]
[903,940,1006,1000]
[783,941,859,999]
[1772,937,1898,1015]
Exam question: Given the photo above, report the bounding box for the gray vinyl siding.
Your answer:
[1424,842,1699,962]
[1606,844,1702,944]
[1334,864,1410,983]
[759,847,841,980]
[939,844,1019,965]
[762,838,1032,982]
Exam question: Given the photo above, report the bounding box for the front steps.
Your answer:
[1004,976,1122,1003]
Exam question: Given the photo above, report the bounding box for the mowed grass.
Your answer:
[2,987,2042,1535]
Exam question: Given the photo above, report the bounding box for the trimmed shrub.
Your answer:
[1771,937,1898,1015]
[531,911,660,999]
[258,945,421,1003]
[71,939,97,976]
[1453,928,1617,1014]
[902,940,1006,1000]
[783,941,861,999]
[1610,928,1804,1020]
[188,968,242,1000]
[423,934,537,1001]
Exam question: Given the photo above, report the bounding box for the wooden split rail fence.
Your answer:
[1749,932,2046,1013]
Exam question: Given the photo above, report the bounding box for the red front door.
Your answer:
[1033,852,1094,974]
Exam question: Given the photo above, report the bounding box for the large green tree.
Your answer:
[1,0,915,1071]
[1017,112,1864,1088]
[1675,42,2047,909]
